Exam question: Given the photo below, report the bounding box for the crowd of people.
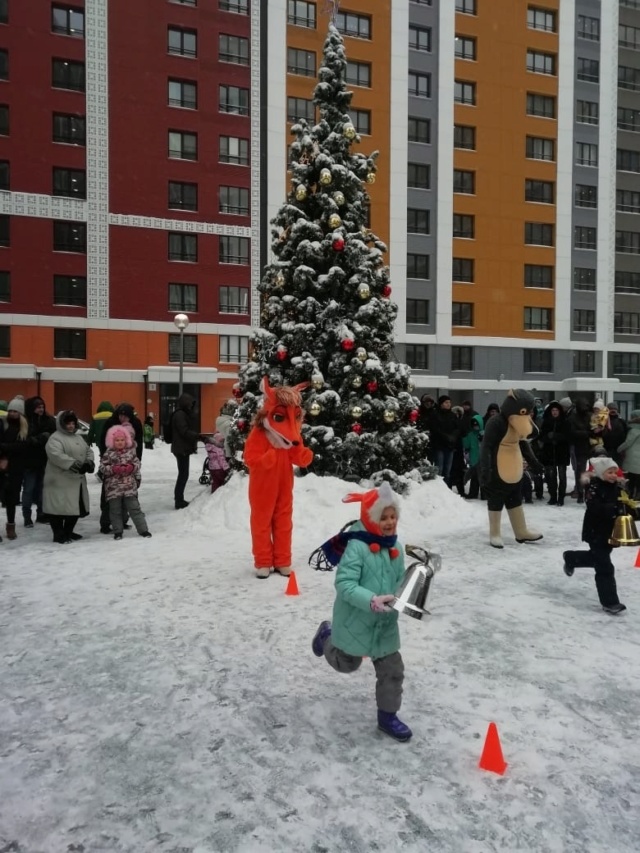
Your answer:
[417,394,640,505]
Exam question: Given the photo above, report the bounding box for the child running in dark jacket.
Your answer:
[563,457,626,614]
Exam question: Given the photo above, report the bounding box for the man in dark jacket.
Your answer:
[430,395,462,484]
[97,403,143,532]
[603,403,627,464]
[171,393,204,509]
[22,396,57,526]
[538,401,571,506]
[566,398,592,503]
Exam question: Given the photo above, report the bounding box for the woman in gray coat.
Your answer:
[44,410,95,543]
[618,409,640,500]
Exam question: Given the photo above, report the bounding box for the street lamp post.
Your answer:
[173,313,190,397]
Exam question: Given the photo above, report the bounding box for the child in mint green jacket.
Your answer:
[311,482,411,741]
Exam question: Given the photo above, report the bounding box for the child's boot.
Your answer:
[377,710,413,742]
[311,621,332,657]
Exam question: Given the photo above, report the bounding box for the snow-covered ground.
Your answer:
[1,443,639,853]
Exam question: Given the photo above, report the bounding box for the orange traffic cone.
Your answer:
[285,571,300,596]
[634,549,640,569]
[478,722,507,775]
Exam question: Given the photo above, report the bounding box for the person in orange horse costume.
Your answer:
[243,377,314,579]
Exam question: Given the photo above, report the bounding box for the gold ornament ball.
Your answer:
[356,347,367,362]
[309,401,322,417]
[383,410,396,423]
[343,124,356,140]
[319,168,333,186]
[295,184,307,201]
[408,381,415,392]
[352,375,362,388]
[274,272,285,288]
[351,405,363,419]
[333,191,345,206]
[366,172,376,184]
[311,375,324,390]
[357,284,371,300]
[328,213,342,229]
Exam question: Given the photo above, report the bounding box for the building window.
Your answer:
[0,49,7,81]
[219,334,249,363]
[52,167,85,198]
[454,124,475,149]
[617,149,640,172]
[0,215,8,247]
[52,58,85,91]
[287,47,316,77]
[578,15,600,41]
[577,57,599,83]
[168,27,197,57]
[352,109,371,135]
[615,312,640,334]
[53,221,86,253]
[455,36,476,60]
[576,142,598,167]
[169,283,198,312]
[454,80,476,105]
[220,85,250,116]
[219,235,249,264]
[524,307,553,331]
[451,346,473,371]
[0,160,8,191]
[452,302,474,326]
[577,100,599,125]
[219,34,249,65]
[173,0,197,5]
[54,328,86,359]
[53,275,86,307]
[453,169,475,194]
[574,267,596,291]
[524,264,553,288]
[573,351,595,373]
[621,0,640,7]
[453,214,475,239]
[618,107,640,132]
[219,186,249,215]
[220,135,249,165]
[527,51,556,75]
[409,26,431,52]
[346,60,371,87]
[335,11,371,39]
[0,325,9,357]
[525,179,554,204]
[0,270,9,302]
[526,135,555,161]
[408,163,430,189]
[287,97,314,122]
[407,208,430,234]
[53,112,85,145]
[575,184,597,208]
[408,116,430,143]
[0,105,7,135]
[616,230,640,254]
[619,65,640,90]
[613,352,640,375]
[524,350,553,372]
[168,181,198,212]
[219,286,249,314]
[524,222,554,246]
[527,7,556,32]
[168,232,197,262]
[287,0,316,28]
[617,190,640,213]
[575,226,597,250]
[407,253,430,279]
[456,0,476,13]
[452,257,474,282]
[168,78,197,109]
[219,0,249,12]
[0,0,6,24]
[573,309,596,332]
[408,72,431,98]
[526,92,555,118]
[620,24,640,50]
[169,333,198,363]
[406,298,430,325]
[52,5,84,37]
[405,344,429,370]
[615,271,640,294]
[168,130,197,161]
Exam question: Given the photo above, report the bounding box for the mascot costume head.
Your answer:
[478,389,544,549]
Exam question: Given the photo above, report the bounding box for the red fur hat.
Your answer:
[342,481,400,553]
[105,424,134,449]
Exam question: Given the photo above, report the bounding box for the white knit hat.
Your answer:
[590,457,617,479]
[7,396,24,415]
[592,399,606,411]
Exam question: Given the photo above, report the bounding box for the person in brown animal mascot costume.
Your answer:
[479,389,544,549]
[243,377,314,579]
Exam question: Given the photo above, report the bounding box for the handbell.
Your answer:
[391,545,441,621]
[609,512,640,547]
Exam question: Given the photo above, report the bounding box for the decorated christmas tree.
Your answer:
[227,24,432,488]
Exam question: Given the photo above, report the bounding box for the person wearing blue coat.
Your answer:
[311,482,411,741]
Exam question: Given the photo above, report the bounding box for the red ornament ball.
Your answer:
[237,419,247,432]
[409,409,419,423]
[341,339,355,351]
[276,349,288,361]
[366,381,378,393]
[382,285,392,297]
[351,422,362,435]
[332,236,345,251]
[232,383,242,399]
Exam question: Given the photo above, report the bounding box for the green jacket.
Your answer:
[462,414,484,467]
[87,401,114,447]
[331,521,406,659]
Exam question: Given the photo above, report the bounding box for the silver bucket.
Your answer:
[391,545,441,620]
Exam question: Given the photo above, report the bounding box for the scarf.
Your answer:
[309,527,399,572]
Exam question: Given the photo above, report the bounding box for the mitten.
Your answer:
[370,594,395,613]
[123,463,134,475]
[112,464,124,475]
[69,461,82,473]
[298,447,314,467]
[81,461,95,474]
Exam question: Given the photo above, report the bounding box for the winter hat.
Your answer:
[594,444,608,456]
[592,399,605,411]
[60,410,78,426]
[607,402,618,412]
[7,396,25,415]
[437,395,451,406]
[105,425,133,449]
[629,409,640,423]
[590,457,617,479]
[343,481,401,552]
[452,405,464,416]
[558,397,573,412]
[116,403,135,419]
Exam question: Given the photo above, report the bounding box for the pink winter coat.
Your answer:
[99,447,141,500]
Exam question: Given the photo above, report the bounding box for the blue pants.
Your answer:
[434,449,454,482]
[22,469,44,521]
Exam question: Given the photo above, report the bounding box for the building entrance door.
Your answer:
[53,382,93,422]
[160,383,201,436]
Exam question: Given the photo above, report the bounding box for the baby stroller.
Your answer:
[199,457,212,486]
